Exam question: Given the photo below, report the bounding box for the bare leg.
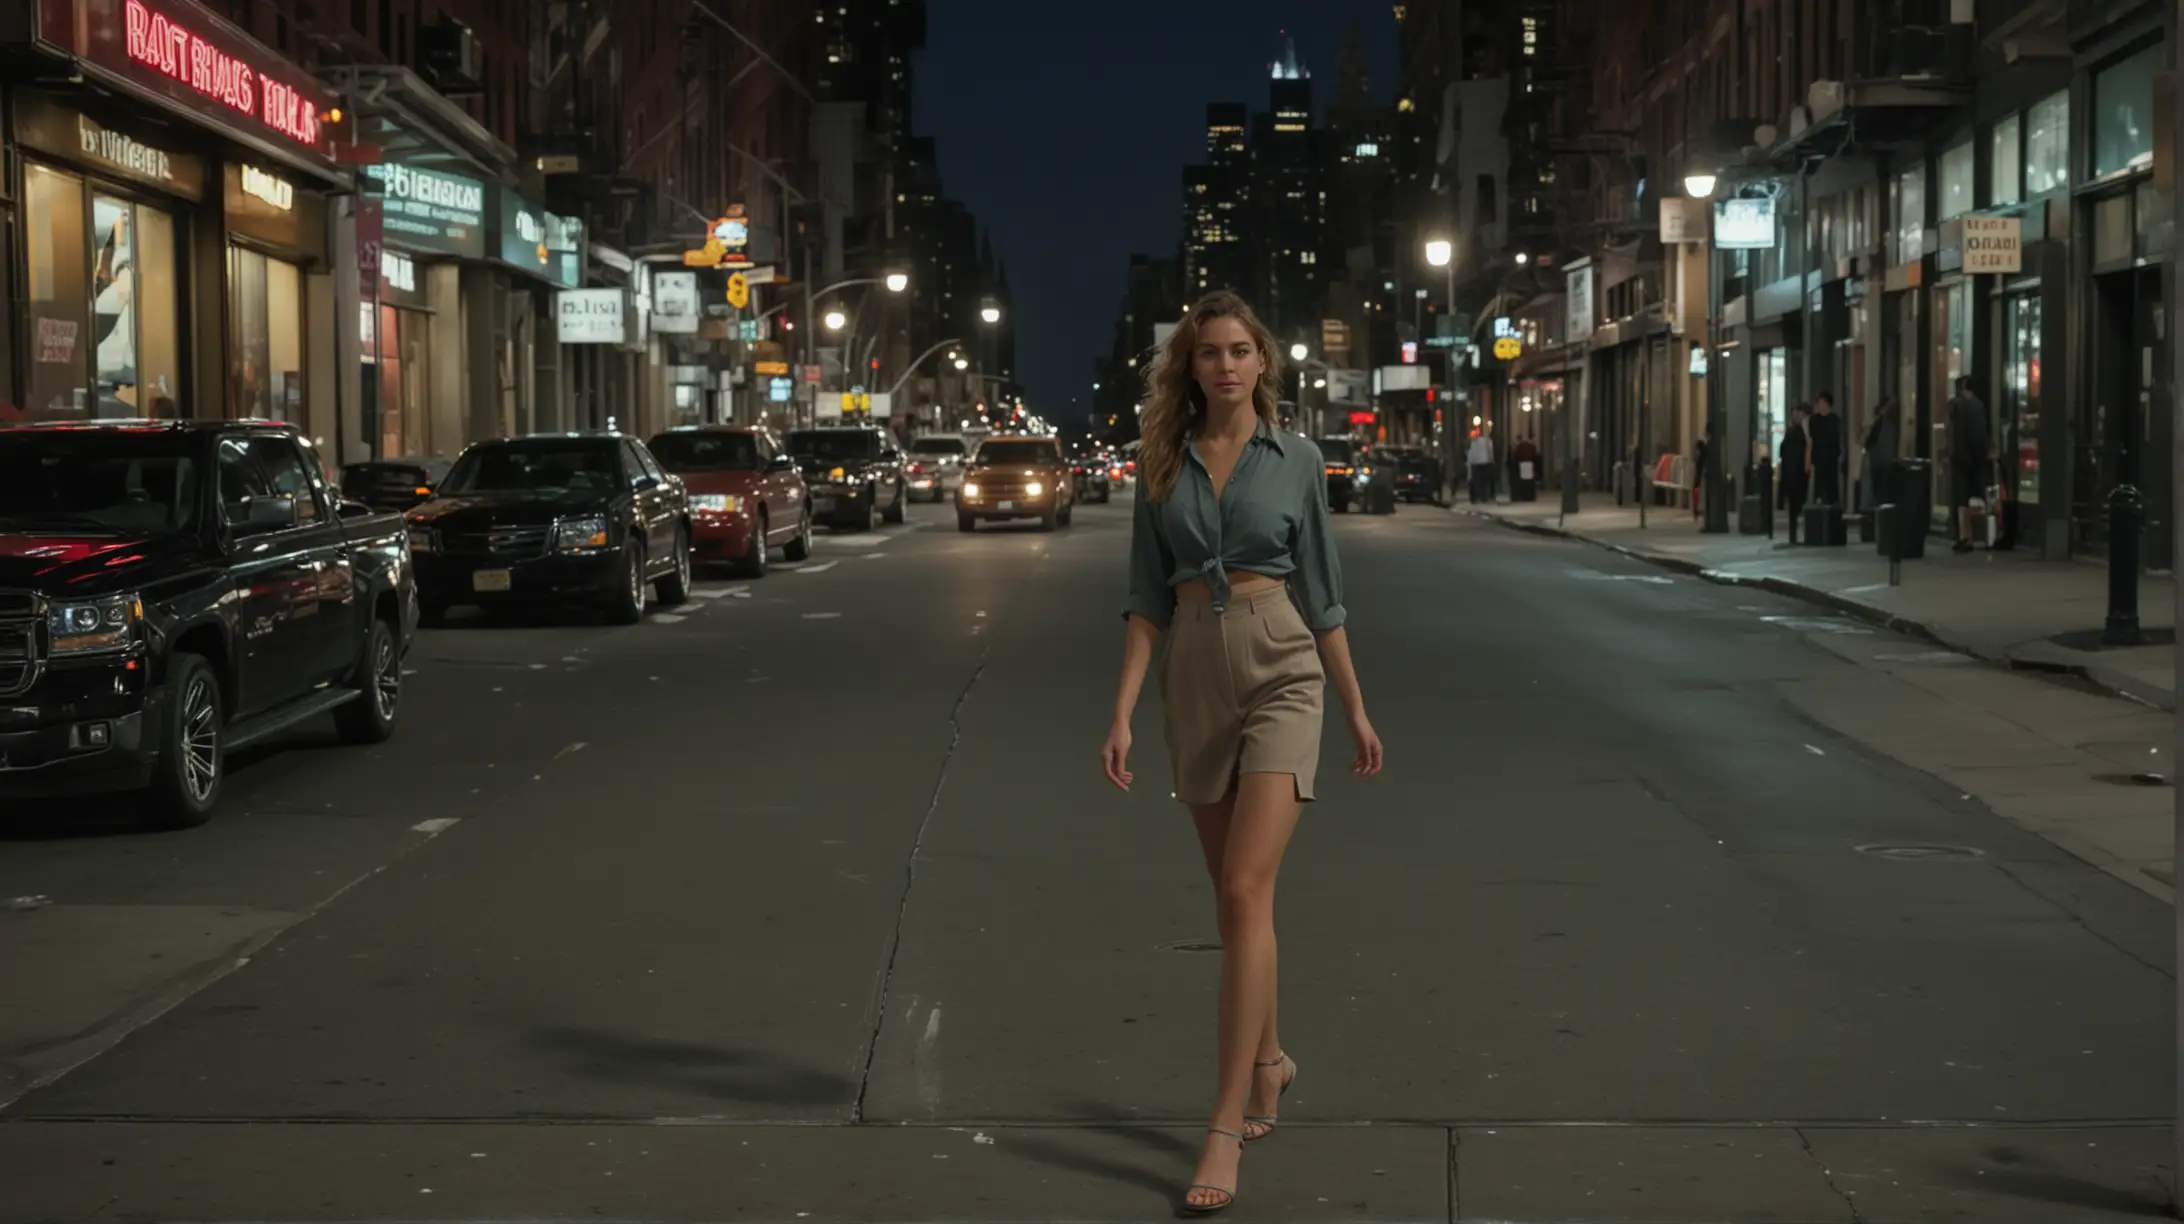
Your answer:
[1184,773,1303,1210]
[1191,796,1288,1117]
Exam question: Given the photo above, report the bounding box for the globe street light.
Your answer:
[885,272,909,293]
[824,309,848,331]
[981,305,1002,324]
[1424,239,1453,268]
[1683,172,1719,199]
[954,357,969,370]
[1289,342,1308,361]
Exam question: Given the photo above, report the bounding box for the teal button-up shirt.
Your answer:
[1122,418,1347,632]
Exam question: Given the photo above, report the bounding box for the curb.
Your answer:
[1467,509,2176,712]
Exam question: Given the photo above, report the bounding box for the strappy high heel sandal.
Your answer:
[1242,1052,1298,1142]
[1179,1125,1244,1215]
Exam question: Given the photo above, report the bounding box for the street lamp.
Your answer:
[824,309,848,331]
[981,305,1002,324]
[1683,172,1719,199]
[1424,239,1452,268]
[1289,342,1308,361]
[1684,170,1729,533]
[885,272,909,293]
[953,357,968,371]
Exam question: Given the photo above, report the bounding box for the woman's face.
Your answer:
[1191,316,1264,411]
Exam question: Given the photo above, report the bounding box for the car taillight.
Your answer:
[908,462,926,474]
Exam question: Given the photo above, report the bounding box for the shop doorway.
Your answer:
[2075,264,2163,554]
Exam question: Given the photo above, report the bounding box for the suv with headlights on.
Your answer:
[786,425,907,529]
[0,420,416,829]
[404,433,691,624]
[957,435,1074,531]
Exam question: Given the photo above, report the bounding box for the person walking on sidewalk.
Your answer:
[1466,430,1496,504]
[1807,391,1845,506]
[1778,403,1810,542]
[1102,289,1385,1216]
[1947,376,1994,552]
[1690,428,1712,521]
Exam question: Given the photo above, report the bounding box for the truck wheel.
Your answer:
[608,543,646,624]
[333,619,400,745]
[655,526,692,605]
[141,652,222,830]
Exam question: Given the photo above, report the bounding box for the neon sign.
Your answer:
[121,0,323,149]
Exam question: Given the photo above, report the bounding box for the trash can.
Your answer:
[1877,458,1932,560]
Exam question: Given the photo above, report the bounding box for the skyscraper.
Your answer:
[1183,104,1252,302]
[1253,36,1325,348]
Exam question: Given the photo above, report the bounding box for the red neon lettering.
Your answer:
[120,0,316,150]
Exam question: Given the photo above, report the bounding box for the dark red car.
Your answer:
[646,426,812,576]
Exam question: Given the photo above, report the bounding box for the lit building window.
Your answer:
[1355,142,1379,157]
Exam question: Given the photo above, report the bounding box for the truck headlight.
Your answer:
[555,515,610,551]
[962,482,981,499]
[49,594,142,656]
[1025,481,1044,498]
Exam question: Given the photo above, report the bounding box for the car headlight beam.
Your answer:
[962,482,981,499]
[1024,481,1044,498]
[48,593,142,656]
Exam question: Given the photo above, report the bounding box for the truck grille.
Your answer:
[439,526,551,560]
[0,621,37,698]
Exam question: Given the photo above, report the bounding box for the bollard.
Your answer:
[1561,456,1581,518]
[2104,482,2146,646]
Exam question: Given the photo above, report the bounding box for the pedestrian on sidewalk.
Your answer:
[1860,398,1903,513]
[1691,428,1711,521]
[1807,391,1845,506]
[1104,289,1384,1217]
[1778,403,1810,542]
[1466,430,1496,504]
[1947,376,1994,552]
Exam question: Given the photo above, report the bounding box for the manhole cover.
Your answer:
[1157,939,1223,954]
[2093,772,2171,787]
[1855,843,1987,862]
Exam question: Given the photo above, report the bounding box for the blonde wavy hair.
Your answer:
[1137,291,1284,502]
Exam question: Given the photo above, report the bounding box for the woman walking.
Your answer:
[1100,291,1384,1214]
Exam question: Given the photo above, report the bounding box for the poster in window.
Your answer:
[91,195,137,413]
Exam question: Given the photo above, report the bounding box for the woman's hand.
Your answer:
[1348,709,1384,779]
[1101,720,1134,792]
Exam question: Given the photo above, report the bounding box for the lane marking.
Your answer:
[554,742,587,759]
[411,817,460,835]
[1805,744,1826,756]
[652,613,688,624]
[803,611,842,620]
[688,589,729,599]
[799,561,841,574]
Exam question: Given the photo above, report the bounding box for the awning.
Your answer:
[318,63,517,183]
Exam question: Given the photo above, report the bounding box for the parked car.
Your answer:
[341,456,453,513]
[905,434,971,502]
[0,420,416,829]
[1071,445,1114,503]
[405,433,691,625]
[786,426,907,529]
[1317,436,1364,512]
[1384,446,1445,505]
[647,425,812,577]
[958,435,1075,531]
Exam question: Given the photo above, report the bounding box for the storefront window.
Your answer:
[2092,44,2159,179]
[1934,281,1971,525]
[2025,91,2069,195]
[372,303,431,459]
[226,246,305,420]
[1938,142,1974,220]
[1757,349,1787,467]
[2004,294,2042,505]
[1990,115,2022,206]
[25,166,88,419]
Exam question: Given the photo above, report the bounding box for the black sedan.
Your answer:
[341,456,452,512]
[405,433,691,624]
[786,425,907,529]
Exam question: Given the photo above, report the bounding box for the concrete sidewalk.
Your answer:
[1469,493,2178,712]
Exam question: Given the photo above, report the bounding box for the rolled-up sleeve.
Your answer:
[1122,476,1177,628]
[1290,444,1347,630]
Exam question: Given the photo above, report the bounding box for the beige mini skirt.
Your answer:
[1159,586,1326,805]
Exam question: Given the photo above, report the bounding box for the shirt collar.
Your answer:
[1188,416,1287,460]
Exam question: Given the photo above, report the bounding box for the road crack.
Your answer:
[1794,1125,1868,1223]
[850,638,991,1122]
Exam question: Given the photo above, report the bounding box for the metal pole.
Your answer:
[1701,207,1730,533]
[2170,6,2182,1187]
[2104,266,2147,645]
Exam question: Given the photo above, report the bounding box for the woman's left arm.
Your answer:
[1294,447,1383,778]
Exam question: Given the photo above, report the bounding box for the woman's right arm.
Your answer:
[1105,482,1174,791]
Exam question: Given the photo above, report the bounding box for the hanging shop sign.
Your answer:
[1961,214,2023,275]
[13,91,207,200]
[72,0,338,175]
[1565,259,1595,344]
[754,361,791,377]
[556,288,627,345]
[769,377,794,403]
[498,192,582,287]
[726,272,751,310]
[223,162,325,259]
[1713,197,1777,249]
[682,204,754,268]
[1320,318,1351,354]
[654,272,701,334]
[1493,336,1524,361]
[362,162,488,258]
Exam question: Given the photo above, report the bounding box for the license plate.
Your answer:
[996,500,1016,511]
[472,570,512,593]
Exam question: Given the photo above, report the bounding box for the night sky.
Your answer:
[913,2,1400,429]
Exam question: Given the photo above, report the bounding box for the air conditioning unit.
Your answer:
[420,21,483,96]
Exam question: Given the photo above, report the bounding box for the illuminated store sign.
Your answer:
[362,162,488,258]
[98,0,333,161]
[240,165,293,210]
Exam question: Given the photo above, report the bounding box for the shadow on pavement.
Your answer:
[1939,1146,2176,1218]
[526,1025,851,1109]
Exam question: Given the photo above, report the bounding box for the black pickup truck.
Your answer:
[0,420,418,829]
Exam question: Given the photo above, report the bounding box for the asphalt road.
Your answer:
[0,495,2173,1223]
